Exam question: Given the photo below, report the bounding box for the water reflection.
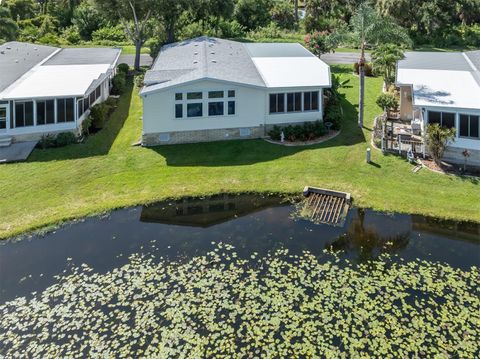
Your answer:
[0,193,478,302]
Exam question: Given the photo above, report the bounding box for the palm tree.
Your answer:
[346,3,411,128]
[371,43,404,89]
[0,7,18,42]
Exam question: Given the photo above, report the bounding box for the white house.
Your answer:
[140,37,331,145]
[0,42,121,143]
[396,51,480,166]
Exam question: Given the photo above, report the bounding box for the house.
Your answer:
[396,51,480,166]
[140,37,331,145]
[0,42,121,143]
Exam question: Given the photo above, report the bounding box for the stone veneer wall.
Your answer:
[443,146,480,166]
[142,126,265,146]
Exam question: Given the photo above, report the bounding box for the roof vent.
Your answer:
[210,51,215,55]
[194,52,198,55]
[193,60,198,64]
[211,60,217,63]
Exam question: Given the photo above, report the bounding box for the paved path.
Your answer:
[0,141,37,163]
[118,54,153,68]
[320,52,371,65]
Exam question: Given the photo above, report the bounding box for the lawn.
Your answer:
[0,65,478,239]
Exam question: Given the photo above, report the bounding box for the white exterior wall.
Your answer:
[142,80,324,135]
[423,106,480,151]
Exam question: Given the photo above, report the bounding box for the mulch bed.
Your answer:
[264,130,341,147]
[420,158,480,177]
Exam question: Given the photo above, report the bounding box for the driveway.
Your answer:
[320,52,371,65]
[118,54,153,68]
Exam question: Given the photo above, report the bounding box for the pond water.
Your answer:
[1,194,479,357]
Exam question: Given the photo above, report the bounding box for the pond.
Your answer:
[1,193,479,357]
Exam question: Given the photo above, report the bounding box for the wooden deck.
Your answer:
[302,186,351,226]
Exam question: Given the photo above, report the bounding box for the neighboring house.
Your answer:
[140,37,331,145]
[0,42,121,143]
[396,51,480,165]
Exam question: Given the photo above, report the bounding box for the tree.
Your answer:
[0,7,18,41]
[304,31,338,57]
[151,0,188,43]
[234,0,273,31]
[96,0,153,71]
[271,1,296,30]
[5,0,38,21]
[344,3,411,127]
[72,1,105,40]
[425,124,456,165]
[371,43,404,88]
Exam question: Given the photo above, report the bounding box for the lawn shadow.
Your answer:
[368,161,381,168]
[27,83,134,163]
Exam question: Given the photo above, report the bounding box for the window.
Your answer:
[175,93,183,101]
[428,111,455,128]
[208,91,223,99]
[287,92,302,112]
[14,101,34,127]
[228,101,235,115]
[95,86,101,100]
[83,97,89,113]
[460,114,479,139]
[175,104,183,118]
[304,91,319,111]
[187,103,203,117]
[36,100,55,125]
[57,98,74,123]
[269,93,285,114]
[228,90,235,98]
[89,91,95,105]
[187,92,202,100]
[0,107,6,129]
[208,102,224,116]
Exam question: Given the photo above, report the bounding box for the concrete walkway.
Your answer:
[0,141,37,163]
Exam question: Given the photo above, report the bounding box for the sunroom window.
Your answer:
[187,103,203,117]
[460,114,479,139]
[428,111,455,129]
[36,100,55,125]
[269,93,285,113]
[14,101,34,127]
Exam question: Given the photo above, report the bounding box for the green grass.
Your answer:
[0,66,478,239]
[63,43,150,55]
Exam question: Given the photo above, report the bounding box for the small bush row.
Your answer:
[38,132,77,149]
[81,98,117,136]
[268,121,326,142]
[323,97,342,130]
[111,63,129,95]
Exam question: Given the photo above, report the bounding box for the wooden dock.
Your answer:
[302,186,351,226]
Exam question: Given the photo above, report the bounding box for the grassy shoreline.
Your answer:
[0,66,478,239]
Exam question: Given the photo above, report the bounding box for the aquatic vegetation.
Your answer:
[1,244,479,358]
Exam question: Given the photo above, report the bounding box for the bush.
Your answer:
[268,121,326,142]
[324,98,342,130]
[61,25,81,44]
[134,72,145,88]
[37,33,61,45]
[217,19,246,39]
[89,103,108,130]
[111,73,126,95]
[117,63,130,75]
[92,25,127,44]
[81,115,93,136]
[234,0,273,31]
[376,93,399,112]
[248,23,282,40]
[55,132,77,147]
[38,134,56,149]
[304,31,337,56]
[353,62,373,76]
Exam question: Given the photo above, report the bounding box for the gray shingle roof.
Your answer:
[0,41,58,93]
[143,37,266,92]
[43,47,121,66]
[244,42,314,58]
[398,52,473,71]
[465,50,480,71]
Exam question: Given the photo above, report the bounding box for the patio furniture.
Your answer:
[411,119,422,135]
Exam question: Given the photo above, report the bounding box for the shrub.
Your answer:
[134,72,145,88]
[217,19,246,39]
[89,103,108,130]
[55,132,77,147]
[38,134,56,149]
[37,33,60,45]
[248,23,282,40]
[268,121,326,142]
[117,63,129,75]
[92,25,127,44]
[425,124,456,164]
[111,73,126,95]
[324,98,342,130]
[81,115,93,136]
[234,0,273,31]
[353,62,373,76]
[61,26,81,44]
[376,93,399,112]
